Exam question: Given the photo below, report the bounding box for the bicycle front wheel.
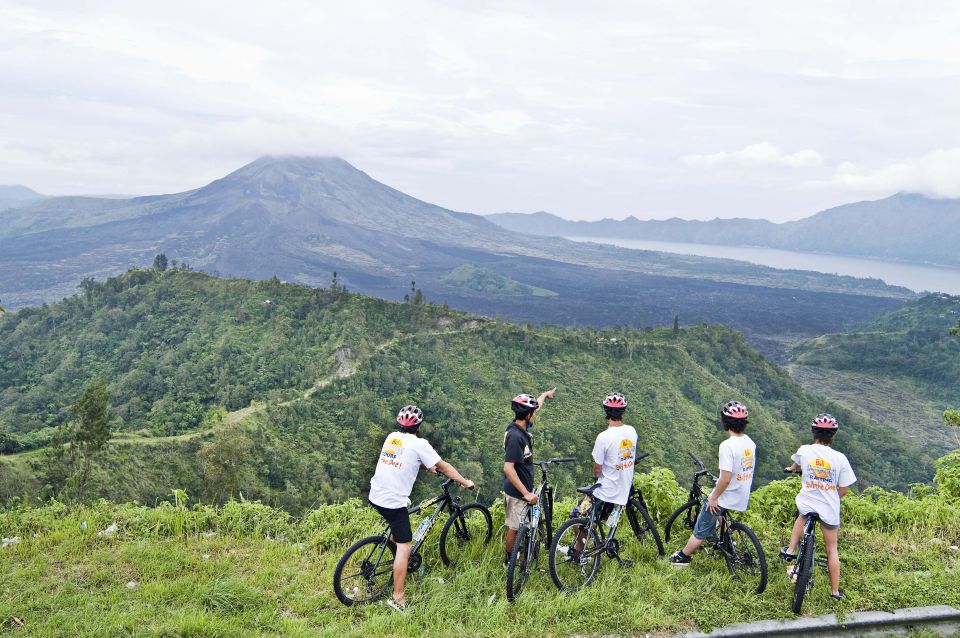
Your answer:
[439,503,493,567]
[663,499,699,543]
[724,522,767,594]
[333,535,395,606]
[627,500,665,556]
[791,536,815,613]
[506,525,532,602]
[549,517,602,592]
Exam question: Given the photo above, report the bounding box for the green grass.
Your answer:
[2,472,959,637]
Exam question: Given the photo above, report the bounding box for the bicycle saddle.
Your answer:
[576,483,602,495]
[803,512,821,520]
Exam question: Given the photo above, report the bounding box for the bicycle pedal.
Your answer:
[620,559,634,569]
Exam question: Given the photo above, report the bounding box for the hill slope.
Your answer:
[0,269,934,508]
[789,293,960,452]
[489,193,960,268]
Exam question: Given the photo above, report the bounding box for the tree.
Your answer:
[153,253,168,272]
[673,314,680,334]
[197,423,258,504]
[40,379,112,500]
[70,379,112,499]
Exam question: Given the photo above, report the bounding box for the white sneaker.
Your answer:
[386,597,409,613]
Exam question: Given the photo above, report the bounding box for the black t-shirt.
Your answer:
[503,422,534,498]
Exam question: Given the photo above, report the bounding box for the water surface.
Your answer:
[565,236,960,295]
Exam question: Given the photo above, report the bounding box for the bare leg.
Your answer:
[392,541,412,603]
[505,528,517,558]
[786,515,805,554]
[821,526,841,595]
[681,535,705,556]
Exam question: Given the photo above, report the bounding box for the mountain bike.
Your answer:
[333,475,492,606]
[506,456,575,602]
[547,452,665,592]
[783,468,830,613]
[663,451,767,593]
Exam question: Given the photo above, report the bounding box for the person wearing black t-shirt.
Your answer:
[502,388,555,562]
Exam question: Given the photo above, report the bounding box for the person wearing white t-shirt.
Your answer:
[782,413,857,601]
[367,405,474,613]
[575,393,638,520]
[671,401,756,566]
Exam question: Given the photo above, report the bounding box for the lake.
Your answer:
[565,236,960,295]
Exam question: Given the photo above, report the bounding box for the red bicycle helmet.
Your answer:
[396,405,424,428]
[603,392,628,408]
[721,401,749,420]
[811,413,838,430]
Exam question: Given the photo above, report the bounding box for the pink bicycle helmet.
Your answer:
[396,405,424,428]
[603,392,628,408]
[511,393,539,416]
[721,401,749,420]
[811,413,839,430]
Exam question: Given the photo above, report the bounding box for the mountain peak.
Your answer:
[0,184,44,201]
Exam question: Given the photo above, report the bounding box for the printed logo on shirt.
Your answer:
[616,438,635,471]
[522,444,532,459]
[804,457,837,490]
[736,448,754,482]
[382,437,403,459]
[379,437,404,469]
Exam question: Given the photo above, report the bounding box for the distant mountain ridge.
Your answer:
[488,193,960,268]
[0,156,912,354]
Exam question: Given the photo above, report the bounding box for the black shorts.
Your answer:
[370,500,413,543]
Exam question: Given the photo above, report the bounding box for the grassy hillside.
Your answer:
[439,264,557,296]
[792,293,960,403]
[788,293,960,454]
[1,466,959,638]
[0,268,937,509]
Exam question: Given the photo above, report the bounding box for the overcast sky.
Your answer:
[2,1,959,221]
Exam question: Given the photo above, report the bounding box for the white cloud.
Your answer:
[1,0,959,220]
[817,148,960,198]
[681,143,823,169]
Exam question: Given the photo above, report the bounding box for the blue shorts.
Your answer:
[693,498,727,540]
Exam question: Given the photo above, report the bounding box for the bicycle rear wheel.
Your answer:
[439,503,493,567]
[506,525,532,602]
[549,517,602,592]
[663,499,699,543]
[791,536,815,613]
[333,535,395,606]
[724,522,767,594]
[627,499,665,556]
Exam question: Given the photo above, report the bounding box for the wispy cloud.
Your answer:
[681,143,823,170]
[812,148,960,198]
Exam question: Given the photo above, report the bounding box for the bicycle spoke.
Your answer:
[550,519,601,592]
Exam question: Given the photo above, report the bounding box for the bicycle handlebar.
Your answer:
[783,468,802,475]
[687,451,707,472]
[636,451,652,463]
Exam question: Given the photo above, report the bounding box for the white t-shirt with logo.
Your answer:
[716,434,756,512]
[368,431,442,509]
[592,424,638,506]
[792,443,857,527]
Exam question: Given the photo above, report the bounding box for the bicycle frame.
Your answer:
[375,478,461,557]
